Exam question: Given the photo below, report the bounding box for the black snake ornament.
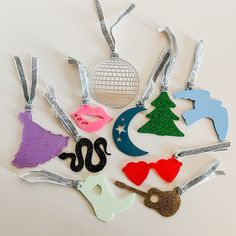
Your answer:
[59,137,111,173]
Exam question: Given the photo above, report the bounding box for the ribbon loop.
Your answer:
[20,170,81,188]
[187,40,204,90]
[159,27,178,92]
[137,49,171,106]
[44,84,82,142]
[14,56,38,111]
[68,58,90,105]
[109,3,135,53]
[178,160,224,195]
[94,0,135,57]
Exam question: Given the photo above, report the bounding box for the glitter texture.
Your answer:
[138,91,184,137]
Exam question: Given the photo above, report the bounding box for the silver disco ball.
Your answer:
[90,57,139,108]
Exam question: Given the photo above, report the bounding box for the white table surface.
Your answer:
[0,0,235,235]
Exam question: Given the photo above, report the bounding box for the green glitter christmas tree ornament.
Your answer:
[138,27,184,137]
[138,91,184,136]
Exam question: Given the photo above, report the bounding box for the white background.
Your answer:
[0,0,235,235]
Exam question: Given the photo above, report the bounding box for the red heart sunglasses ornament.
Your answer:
[123,156,182,185]
[123,142,230,185]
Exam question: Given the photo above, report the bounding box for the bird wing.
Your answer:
[211,107,228,141]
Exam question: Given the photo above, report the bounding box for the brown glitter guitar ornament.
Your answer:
[115,181,180,217]
[115,160,224,217]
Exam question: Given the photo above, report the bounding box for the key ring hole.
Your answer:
[150,194,159,203]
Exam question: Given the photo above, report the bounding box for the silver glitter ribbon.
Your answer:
[20,170,81,189]
[174,141,230,160]
[137,49,171,106]
[14,56,38,111]
[94,0,135,58]
[187,40,204,89]
[44,84,82,142]
[68,58,90,105]
[178,160,224,195]
[159,27,178,92]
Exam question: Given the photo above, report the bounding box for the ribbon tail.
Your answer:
[178,160,224,195]
[20,170,80,188]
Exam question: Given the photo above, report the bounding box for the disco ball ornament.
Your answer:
[90,57,139,108]
[92,0,139,107]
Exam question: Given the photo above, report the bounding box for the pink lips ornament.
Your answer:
[68,58,112,132]
[72,104,112,132]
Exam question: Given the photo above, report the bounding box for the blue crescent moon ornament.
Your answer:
[112,49,171,156]
[112,105,148,156]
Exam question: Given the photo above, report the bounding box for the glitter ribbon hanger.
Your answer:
[45,85,111,173]
[137,50,171,107]
[12,57,69,168]
[94,0,135,58]
[20,170,135,222]
[15,56,38,111]
[116,160,224,217]
[90,0,139,107]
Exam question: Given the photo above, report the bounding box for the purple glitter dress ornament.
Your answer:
[12,57,69,168]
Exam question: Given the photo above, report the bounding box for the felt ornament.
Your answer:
[138,27,184,137]
[173,40,228,141]
[90,0,139,108]
[44,85,111,173]
[20,170,135,222]
[116,160,224,217]
[122,141,230,185]
[12,57,69,168]
[68,58,112,132]
[112,50,171,157]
